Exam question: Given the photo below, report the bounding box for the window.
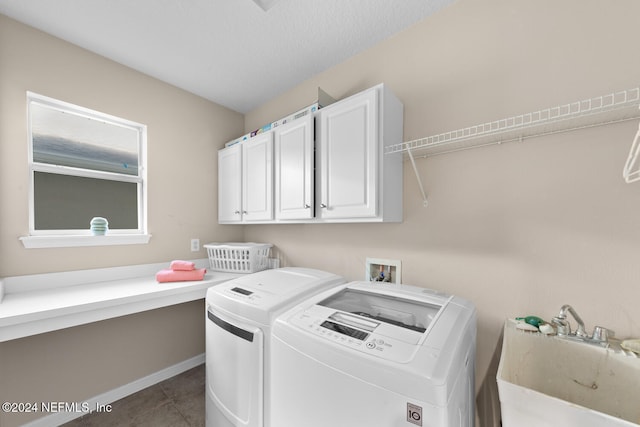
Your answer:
[21,92,149,248]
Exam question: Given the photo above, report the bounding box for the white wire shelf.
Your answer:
[386,87,640,157]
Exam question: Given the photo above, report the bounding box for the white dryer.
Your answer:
[205,267,345,427]
[270,281,477,427]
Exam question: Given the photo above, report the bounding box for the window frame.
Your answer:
[21,92,149,248]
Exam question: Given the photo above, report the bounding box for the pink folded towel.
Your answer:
[170,260,196,271]
[156,268,206,283]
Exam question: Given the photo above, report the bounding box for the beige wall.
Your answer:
[0,15,243,426]
[243,0,640,393]
[0,14,244,277]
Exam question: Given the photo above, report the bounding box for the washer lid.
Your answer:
[318,287,442,334]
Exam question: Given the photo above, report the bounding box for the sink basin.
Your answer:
[497,319,640,427]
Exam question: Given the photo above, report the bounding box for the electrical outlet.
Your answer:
[190,238,200,252]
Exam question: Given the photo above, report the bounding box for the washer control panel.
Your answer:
[288,306,421,362]
[320,320,370,341]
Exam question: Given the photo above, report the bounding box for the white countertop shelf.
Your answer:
[0,261,241,342]
[386,87,640,158]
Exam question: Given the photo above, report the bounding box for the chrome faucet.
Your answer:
[553,304,587,337]
[551,304,613,347]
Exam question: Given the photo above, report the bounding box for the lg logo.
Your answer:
[407,403,422,426]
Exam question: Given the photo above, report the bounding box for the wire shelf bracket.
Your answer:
[623,109,640,183]
[407,148,428,207]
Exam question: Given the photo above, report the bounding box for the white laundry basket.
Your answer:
[204,242,272,273]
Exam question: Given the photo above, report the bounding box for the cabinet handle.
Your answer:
[304,204,310,209]
[234,210,240,215]
[320,203,327,208]
[243,211,248,214]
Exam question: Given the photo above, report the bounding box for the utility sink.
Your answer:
[497,319,640,427]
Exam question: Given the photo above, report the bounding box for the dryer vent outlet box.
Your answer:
[366,257,401,284]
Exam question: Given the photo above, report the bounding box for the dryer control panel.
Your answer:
[219,285,265,305]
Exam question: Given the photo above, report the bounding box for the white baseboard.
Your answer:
[23,353,205,427]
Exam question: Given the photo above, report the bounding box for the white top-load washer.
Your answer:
[205,267,345,427]
[270,281,477,427]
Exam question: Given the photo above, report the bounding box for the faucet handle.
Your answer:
[552,316,570,335]
[592,326,613,342]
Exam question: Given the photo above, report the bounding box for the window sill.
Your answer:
[19,234,152,249]
[0,260,241,342]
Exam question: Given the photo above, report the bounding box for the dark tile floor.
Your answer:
[63,364,205,427]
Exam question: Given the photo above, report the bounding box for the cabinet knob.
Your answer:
[304,204,310,209]
[320,203,327,208]
[243,211,248,215]
[234,210,240,215]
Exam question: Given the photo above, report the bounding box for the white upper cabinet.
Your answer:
[218,143,242,223]
[218,83,403,224]
[316,84,403,222]
[242,132,274,222]
[274,115,314,220]
[218,132,273,223]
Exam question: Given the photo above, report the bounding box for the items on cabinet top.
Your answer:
[386,87,640,158]
[225,87,336,148]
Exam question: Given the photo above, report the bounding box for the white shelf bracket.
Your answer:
[623,116,640,183]
[407,149,428,207]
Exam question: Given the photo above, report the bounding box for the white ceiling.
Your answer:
[0,0,454,113]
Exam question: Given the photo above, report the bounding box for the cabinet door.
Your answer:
[317,88,378,219]
[275,116,314,220]
[242,132,273,221]
[218,144,242,223]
